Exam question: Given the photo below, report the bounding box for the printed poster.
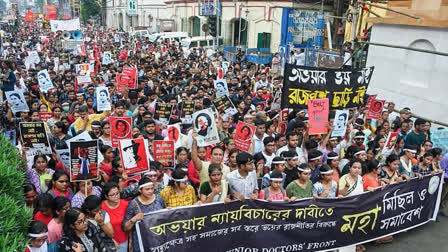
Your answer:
[385,132,399,149]
[110,117,132,148]
[75,64,92,76]
[56,149,71,173]
[102,51,113,65]
[96,86,111,111]
[69,140,99,182]
[119,50,128,62]
[117,66,137,92]
[119,138,150,175]
[366,94,377,109]
[192,108,220,147]
[166,124,181,147]
[37,70,54,92]
[331,110,349,137]
[180,100,195,124]
[367,99,385,120]
[214,79,229,98]
[154,103,173,126]
[307,98,329,135]
[234,121,256,152]
[212,95,238,116]
[39,112,52,122]
[153,140,175,169]
[277,121,287,135]
[19,122,52,154]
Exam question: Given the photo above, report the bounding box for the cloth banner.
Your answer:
[119,138,150,175]
[136,173,443,252]
[50,18,81,32]
[96,86,111,111]
[307,98,329,135]
[110,117,132,148]
[6,91,29,113]
[331,110,349,137]
[281,64,374,109]
[431,129,448,154]
[192,108,220,147]
[234,121,256,152]
[153,140,175,169]
[69,140,99,182]
[19,122,52,154]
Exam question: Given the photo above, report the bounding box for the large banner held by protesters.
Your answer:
[136,174,442,252]
[19,122,52,154]
[282,64,374,109]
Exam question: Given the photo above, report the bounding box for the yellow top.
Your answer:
[159,185,197,208]
[73,110,110,132]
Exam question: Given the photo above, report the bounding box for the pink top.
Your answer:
[47,219,63,243]
[101,162,113,176]
[258,188,287,201]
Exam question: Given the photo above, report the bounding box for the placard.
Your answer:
[19,122,52,154]
[282,64,374,109]
[365,94,377,109]
[116,66,137,92]
[214,79,229,98]
[39,112,52,122]
[166,124,181,147]
[153,140,175,169]
[56,149,71,173]
[180,101,195,124]
[385,132,399,149]
[119,50,128,62]
[367,99,385,120]
[119,138,150,175]
[50,18,81,32]
[69,140,99,182]
[110,117,132,148]
[96,86,111,111]
[37,70,54,92]
[307,98,329,135]
[212,95,238,116]
[154,103,174,126]
[75,63,92,76]
[192,108,220,147]
[234,121,256,152]
[331,110,349,137]
[102,51,113,65]
[6,91,29,113]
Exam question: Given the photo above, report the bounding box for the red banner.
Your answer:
[39,112,52,122]
[307,98,329,135]
[110,117,132,148]
[117,66,137,93]
[153,140,175,169]
[234,121,256,152]
[119,138,150,175]
[367,99,385,120]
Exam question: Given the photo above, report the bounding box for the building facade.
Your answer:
[104,0,169,33]
[164,0,334,50]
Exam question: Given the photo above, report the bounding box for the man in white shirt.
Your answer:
[226,152,259,200]
[295,49,306,66]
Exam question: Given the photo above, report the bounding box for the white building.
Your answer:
[104,0,170,33]
[164,0,334,50]
[366,0,448,124]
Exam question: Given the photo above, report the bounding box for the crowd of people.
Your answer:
[0,20,447,252]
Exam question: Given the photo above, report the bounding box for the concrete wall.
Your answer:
[366,23,448,123]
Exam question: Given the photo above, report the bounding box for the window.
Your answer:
[200,40,207,46]
[190,42,198,47]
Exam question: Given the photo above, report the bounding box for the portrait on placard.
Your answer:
[6,91,29,113]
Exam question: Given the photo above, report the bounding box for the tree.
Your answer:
[81,0,101,23]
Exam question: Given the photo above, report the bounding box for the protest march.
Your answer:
[0,5,447,252]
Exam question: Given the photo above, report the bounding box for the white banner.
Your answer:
[50,18,81,32]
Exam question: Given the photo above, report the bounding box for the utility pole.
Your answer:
[215,0,220,50]
[351,0,358,42]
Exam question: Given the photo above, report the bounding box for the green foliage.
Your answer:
[81,0,101,23]
[0,135,32,251]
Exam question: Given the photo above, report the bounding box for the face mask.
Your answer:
[63,106,69,111]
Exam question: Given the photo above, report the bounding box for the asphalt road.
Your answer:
[365,216,448,252]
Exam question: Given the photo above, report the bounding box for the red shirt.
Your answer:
[102,200,129,243]
[34,211,53,226]
[187,160,200,188]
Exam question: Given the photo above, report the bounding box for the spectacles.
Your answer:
[75,218,87,226]
[108,192,120,198]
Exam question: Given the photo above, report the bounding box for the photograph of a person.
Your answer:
[113,119,130,138]
[122,140,141,168]
[335,112,348,131]
[237,125,252,142]
[195,113,212,137]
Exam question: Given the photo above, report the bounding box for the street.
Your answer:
[366,217,448,252]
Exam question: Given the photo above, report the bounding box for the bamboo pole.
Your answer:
[360,1,420,19]
[359,41,448,57]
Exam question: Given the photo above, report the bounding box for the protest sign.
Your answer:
[281,109,290,122]
[102,51,113,65]
[212,95,238,116]
[193,108,220,147]
[331,110,349,137]
[56,149,71,173]
[96,86,111,111]
[136,173,443,252]
[39,112,52,122]
[234,121,256,152]
[214,79,229,98]
[431,129,448,153]
[75,63,91,76]
[110,117,132,148]
[277,121,287,135]
[366,94,377,109]
[119,50,128,61]
[222,61,230,73]
[367,99,385,120]
[116,66,137,92]
[180,101,195,124]
[69,140,99,182]
[19,122,52,154]
[50,18,81,32]
[282,64,374,109]
[217,67,224,79]
[154,103,174,126]
[119,138,150,175]
[153,140,175,169]
[37,70,54,92]
[307,98,329,135]
[6,90,29,113]
[385,132,399,149]
[166,124,181,147]
[76,75,92,87]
